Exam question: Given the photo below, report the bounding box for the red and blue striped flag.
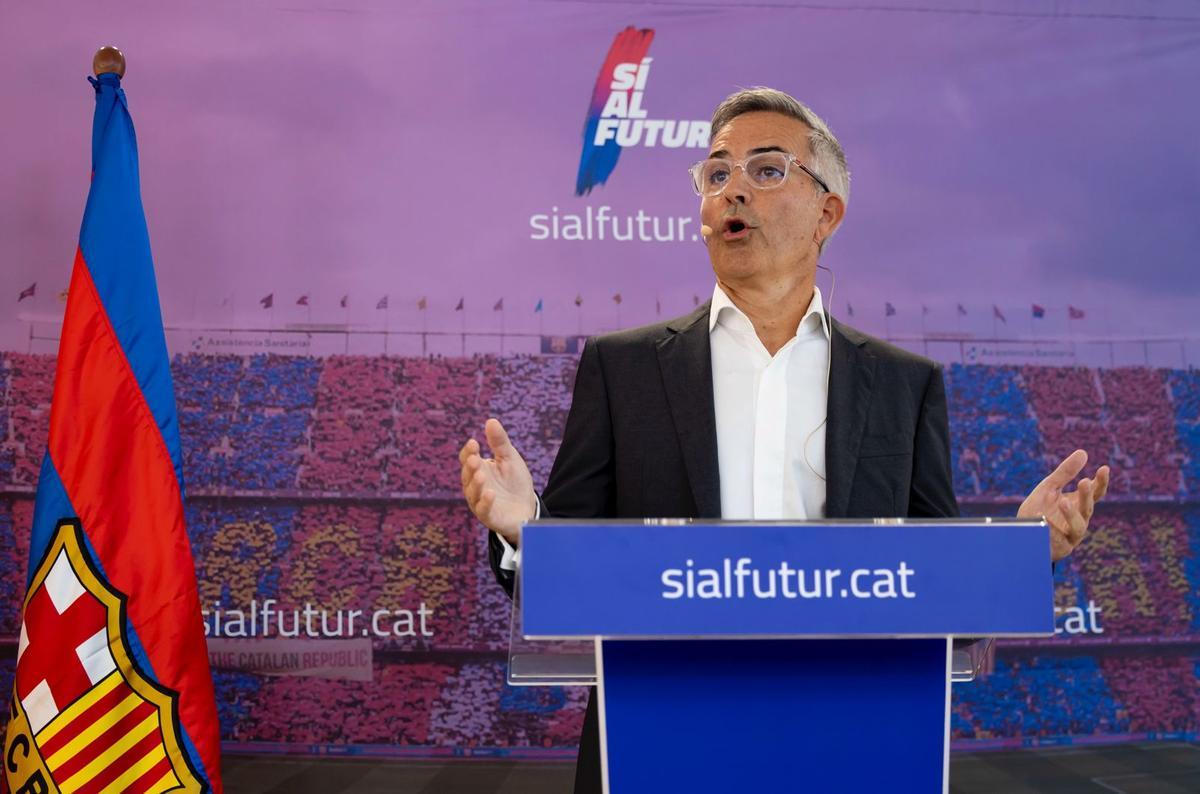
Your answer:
[3,69,221,793]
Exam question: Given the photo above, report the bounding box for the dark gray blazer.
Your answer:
[488,301,960,596]
[484,301,961,794]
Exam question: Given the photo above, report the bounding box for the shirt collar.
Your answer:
[708,282,830,340]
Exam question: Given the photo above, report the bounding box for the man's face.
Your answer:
[700,111,840,286]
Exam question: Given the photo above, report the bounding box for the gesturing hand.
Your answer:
[459,418,537,547]
[1017,449,1110,563]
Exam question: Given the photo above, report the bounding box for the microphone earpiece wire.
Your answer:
[803,262,835,482]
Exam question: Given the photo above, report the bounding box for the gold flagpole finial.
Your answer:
[92,46,126,78]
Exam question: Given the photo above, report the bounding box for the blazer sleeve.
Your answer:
[908,363,960,519]
[487,336,617,597]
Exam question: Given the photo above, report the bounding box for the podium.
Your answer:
[510,518,1053,793]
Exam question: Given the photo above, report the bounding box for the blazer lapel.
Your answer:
[656,302,721,518]
[825,316,876,518]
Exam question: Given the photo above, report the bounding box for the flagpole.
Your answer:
[19,45,225,790]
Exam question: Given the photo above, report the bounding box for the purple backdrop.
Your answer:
[2,0,1199,760]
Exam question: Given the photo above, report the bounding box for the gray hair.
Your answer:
[711,87,850,206]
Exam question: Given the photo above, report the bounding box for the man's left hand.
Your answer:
[1017,449,1110,562]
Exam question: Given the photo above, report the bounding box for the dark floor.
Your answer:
[222,742,1200,793]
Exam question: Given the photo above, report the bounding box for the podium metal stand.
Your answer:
[510,518,1052,793]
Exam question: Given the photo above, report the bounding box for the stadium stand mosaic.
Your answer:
[2,352,1199,756]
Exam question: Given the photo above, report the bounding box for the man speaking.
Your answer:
[459,87,1110,794]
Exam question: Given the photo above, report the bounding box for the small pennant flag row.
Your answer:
[15,286,1089,324]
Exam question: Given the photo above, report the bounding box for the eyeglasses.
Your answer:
[688,151,830,197]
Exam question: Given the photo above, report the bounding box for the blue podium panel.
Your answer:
[517,520,1053,793]
[600,638,950,793]
[522,520,1053,638]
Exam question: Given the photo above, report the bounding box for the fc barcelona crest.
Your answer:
[5,520,205,793]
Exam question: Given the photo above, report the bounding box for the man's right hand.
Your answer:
[459,418,536,547]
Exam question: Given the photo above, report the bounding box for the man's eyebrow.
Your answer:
[706,145,787,159]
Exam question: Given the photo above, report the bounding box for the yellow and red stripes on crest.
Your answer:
[10,522,204,794]
[35,671,180,794]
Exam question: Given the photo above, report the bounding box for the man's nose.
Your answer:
[723,167,752,205]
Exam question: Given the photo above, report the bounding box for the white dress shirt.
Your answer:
[497,283,831,569]
[710,282,830,520]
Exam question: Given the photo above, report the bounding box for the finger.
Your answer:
[461,452,480,492]
[460,449,483,491]
[1092,465,1111,502]
[1058,496,1088,545]
[1043,497,1074,548]
[458,437,480,466]
[1076,478,1095,523]
[465,465,489,506]
[484,418,514,460]
[1040,449,1088,491]
[477,488,498,528]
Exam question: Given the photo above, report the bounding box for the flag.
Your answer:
[1068,305,1086,320]
[535,298,543,313]
[18,282,36,302]
[296,294,309,306]
[574,294,583,307]
[377,295,388,310]
[260,292,273,308]
[494,298,504,311]
[957,303,967,317]
[993,305,1007,323]
[847,302,854,317]
[885,302,896,317]
[339,294,348,309]
[455,297,464,311]
[1032,304,1045,319]
[417,297,427,310]
[3,68,220,793]
[612,293,622,305]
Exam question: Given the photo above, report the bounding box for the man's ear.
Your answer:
[814,192,846,247]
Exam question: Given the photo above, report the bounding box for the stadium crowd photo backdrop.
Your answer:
[3,0,1199,760]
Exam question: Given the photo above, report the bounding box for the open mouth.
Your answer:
[722,218,752,239]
